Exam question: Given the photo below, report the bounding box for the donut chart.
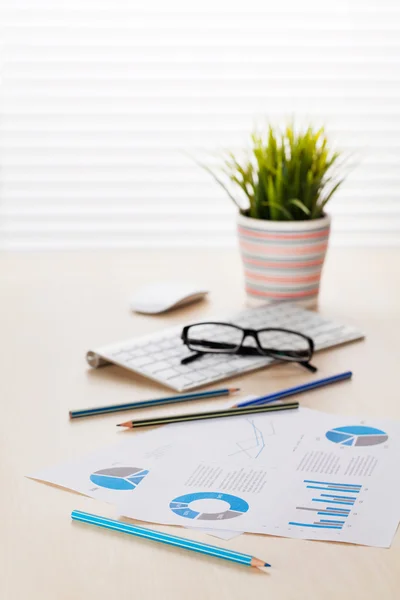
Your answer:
[169,491,249,521]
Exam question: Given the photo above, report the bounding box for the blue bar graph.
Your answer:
[288,522,342,530]
[320,494,357,501]
[319,519,345,524]
[289,479,361,531]
[318,511,349,517]
[306,486,360,493]
[317,508,350,513]
[312,499,354,505]
[304,480,362,488]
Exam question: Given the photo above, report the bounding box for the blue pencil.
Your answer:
[235,371,353,408]
[69,387,239,419]
[71,510,270,568]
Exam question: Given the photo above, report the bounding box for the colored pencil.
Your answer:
[71,510,270,568]
[235,371,353,408]
[69,387,240,419]
[117,401,299,428]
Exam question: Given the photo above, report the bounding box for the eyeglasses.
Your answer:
[181,322,316,372]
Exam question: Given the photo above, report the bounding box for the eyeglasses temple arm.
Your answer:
[181,352,204,365]
[300,361,318,373]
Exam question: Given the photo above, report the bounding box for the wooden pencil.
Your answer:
[117,400,299,429]
[235,372,352,408]
[71,510,270,568]
[69,387,240,419]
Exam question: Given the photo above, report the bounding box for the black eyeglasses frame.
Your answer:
[181,322,316,372]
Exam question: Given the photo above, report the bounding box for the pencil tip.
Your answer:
[251,557,269,568]
[229,387,240,393]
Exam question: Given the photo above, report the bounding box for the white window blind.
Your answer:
[1,0,399,249]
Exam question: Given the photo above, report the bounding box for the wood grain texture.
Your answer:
[1,248,399,600]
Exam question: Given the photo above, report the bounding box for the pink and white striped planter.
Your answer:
[237,213,331,308]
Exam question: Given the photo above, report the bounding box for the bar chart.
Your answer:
[288,479,362,530]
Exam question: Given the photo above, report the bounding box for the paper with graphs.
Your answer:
[118,409,400,547]
[28,401,308,541]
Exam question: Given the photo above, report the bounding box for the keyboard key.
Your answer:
[145,360,172,374]
[126,349,145,359]
[183,371,207,383]
[126,356,155,368]
[231,357,264,369]
[207,359,225,368]
[155,368,179,380]
[129,342,148,350]
[174,349,188,359]
[174,364,194,374]
[111,351,131,361]
[163,349,180,359]
[211,363,238,375]
[144,344,160,354]
[151,351,169,362]
[158,341,174,350]
[193,368,223,380]
[166,375,195,390]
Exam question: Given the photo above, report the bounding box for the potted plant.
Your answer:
[201,124,345,307]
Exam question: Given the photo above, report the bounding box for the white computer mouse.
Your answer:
[130,281,209,314]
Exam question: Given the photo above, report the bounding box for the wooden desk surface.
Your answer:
[1,248,399,600]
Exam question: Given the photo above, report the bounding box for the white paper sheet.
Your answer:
[163,403,309,467]
[28,398,305,541]
[186,527,242,541]
[29,398,304,500]
[118,410,400,547]
[30,406,400,547]
[28,427,175,504]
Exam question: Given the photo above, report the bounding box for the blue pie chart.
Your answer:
[90,466,149,490]
[326,425,388,447]
[169,491,249,521]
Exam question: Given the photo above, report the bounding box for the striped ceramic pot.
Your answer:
[237,213,331,307]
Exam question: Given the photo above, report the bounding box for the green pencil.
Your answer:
[69,387,240,419]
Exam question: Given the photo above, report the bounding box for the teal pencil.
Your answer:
[69,387,240,419]
[71,510,270,568]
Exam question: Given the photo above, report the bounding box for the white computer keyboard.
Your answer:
[86,304,364,392]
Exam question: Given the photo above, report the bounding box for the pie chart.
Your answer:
[170,491,249,520]
[90,466,149,490]
[325,425,388,447]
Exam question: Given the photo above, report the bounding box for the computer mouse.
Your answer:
[130,281,209,314]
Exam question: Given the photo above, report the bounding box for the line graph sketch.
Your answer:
[229,418,276,459]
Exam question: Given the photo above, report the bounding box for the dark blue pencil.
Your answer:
[69,387,240,419]
[235,372,352,408]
